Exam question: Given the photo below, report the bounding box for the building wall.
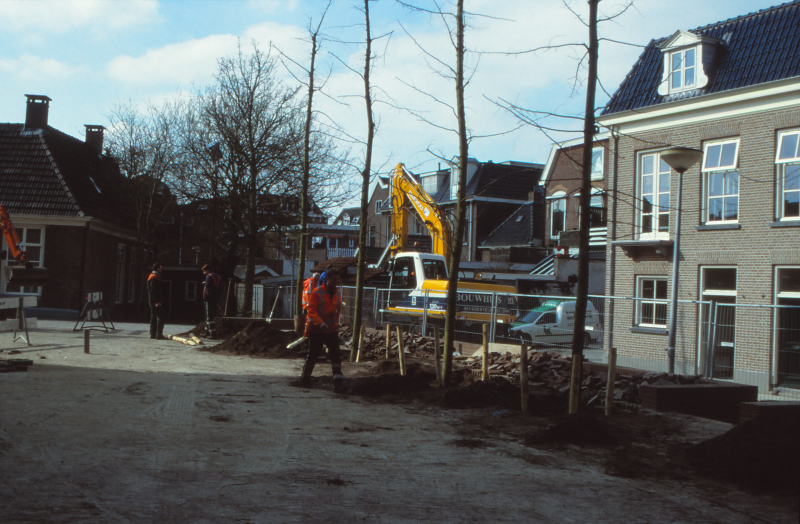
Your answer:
[605,105,800,393]
[366,183,390,248]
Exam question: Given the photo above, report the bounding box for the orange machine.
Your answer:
[0,205,49,287]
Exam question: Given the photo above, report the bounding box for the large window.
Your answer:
[549,191,566,240]
[638,152,671,239]
[776,129,800,220]
[670,47,696,92]
[115,244,126,304]
[702,139,739,223]
[591,147,604,180]
[636,277,668,327]
[5,227,44,295]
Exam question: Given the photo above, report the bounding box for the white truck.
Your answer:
[509,299,603,347]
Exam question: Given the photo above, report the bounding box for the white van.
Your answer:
[509,299,603,348]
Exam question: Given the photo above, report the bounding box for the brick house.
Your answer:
[0,95,144,320]
[598,2,800,394]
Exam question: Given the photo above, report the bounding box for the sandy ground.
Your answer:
[0,321,796,523]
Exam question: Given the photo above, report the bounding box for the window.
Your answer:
[115,244,126,304]
[5,227,44,295]
[422,259,447,280]
[538,311,557,325]
[128,246,137,303]
[591,147,604,180]
[185,281,198,301]
[636,277,668,327]
[669,47,696,92]
[638,152,671,239]
[348,238,355,248]
[422,175,438,195]
[774,267,800,388]
[375,200,382,213]
[549,191,566,240]
[776,129,800,220]
[391,257,416,289]
[702,139,739,223]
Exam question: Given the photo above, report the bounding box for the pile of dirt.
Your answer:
[689,413,800,492]
[439,377,522,410]
[526,414,617,447]
[348,363,437,398]
[182,318,284,340]
[199,321,304,359]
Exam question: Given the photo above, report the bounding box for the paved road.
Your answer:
[0,322,794,523]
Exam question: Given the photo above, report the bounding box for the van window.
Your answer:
[538,312,557,324]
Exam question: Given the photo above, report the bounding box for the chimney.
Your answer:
[85,125,105,155]
[24,94,52,130]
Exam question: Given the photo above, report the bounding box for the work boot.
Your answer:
[333,374,345,393]
[300,375,312,388]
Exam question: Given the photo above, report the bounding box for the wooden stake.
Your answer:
[520,343,529,413]
[385,323,392,359]
[355,326,365,363]
[224,279,233,317]
[605,347,617,416]
[481,324,489,381]
[396,325,406,376]
[568,353,583,414]
[434,325,442,387]
[83,329,90,354]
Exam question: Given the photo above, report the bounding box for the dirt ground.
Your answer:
[0,321,797,523]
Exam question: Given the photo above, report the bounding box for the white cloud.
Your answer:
[0,54,80,81]
[246,0,299,14]
[0,0,159,33]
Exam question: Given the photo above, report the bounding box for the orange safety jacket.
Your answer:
[302,277,316,310]
[305,284,341,335]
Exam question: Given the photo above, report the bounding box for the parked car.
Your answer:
[510,299,603,347]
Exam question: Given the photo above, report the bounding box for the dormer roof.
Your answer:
[603,1,800,116]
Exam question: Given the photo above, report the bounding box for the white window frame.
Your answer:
[702,138,740,224]
[115,243,126,304]
[637,151,671,240]
[4,226,45,296]
[375,200,382,213]
[775,266,800,300]
[591,147,604,180]
[776,129,800,221]
[549,191,566,240]
[636,276,669,328]
[700,266,738,298]
[669,47,697,93]
[128,246,137,303]
[185,281,198,301]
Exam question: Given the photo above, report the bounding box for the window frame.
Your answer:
[185,281,198,301]
[549,191,567,240]
[702,138,740,224]
[637,151,672,240]
[635,276,669,328]
[669,47,697,93]
[591,147,604,181]
[4,226,45,296]
[776,129,800,221]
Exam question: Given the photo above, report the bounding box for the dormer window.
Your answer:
[670,48,696,91]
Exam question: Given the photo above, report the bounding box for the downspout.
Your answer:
[76,219,90,311]
[606,129,619,362]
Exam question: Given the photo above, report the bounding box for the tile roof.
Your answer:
[603,1,800,115]
[431,162,543,203]
[480,201,546,247]
[0,123,130,225]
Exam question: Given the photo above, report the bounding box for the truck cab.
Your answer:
[387,253,448,307]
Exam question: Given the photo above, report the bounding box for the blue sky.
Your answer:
[0,0,783,209]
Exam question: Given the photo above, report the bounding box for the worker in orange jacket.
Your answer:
[301,272,320,324]
[300,267,344,391]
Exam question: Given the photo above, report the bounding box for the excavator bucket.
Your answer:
[5,266,49,287]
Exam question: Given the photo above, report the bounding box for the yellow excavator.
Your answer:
[0,205,49,288]
[379,163,517,327]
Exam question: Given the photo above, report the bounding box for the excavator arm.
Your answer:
[0,204,49,287]
[389,163,453,266]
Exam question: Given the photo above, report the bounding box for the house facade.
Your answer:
[0,95,144,320]
[598,2,800,394]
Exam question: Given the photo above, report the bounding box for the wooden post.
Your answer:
[605,347,617,416]
[520,343,529,413]
[83,329,90,354]
[385,323,392,359]
[355,326,365,363]
[396,325,406,376]
[434,325,442,387]
[568,353,583,415]
[224,278,233,317]
[481,324,489,381]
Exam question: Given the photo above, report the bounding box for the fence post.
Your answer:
[396,325,406,376]
[356,325,365,363]
[520,343,529,413]
[489,292,498,343]
[709,301,719,379]
[482,323,489,381]
[605,347,617,416]
[83,329,90,354]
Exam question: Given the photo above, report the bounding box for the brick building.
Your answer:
[0,95,144,320]
[598,2,800,394]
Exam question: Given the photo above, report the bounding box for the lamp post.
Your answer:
[206,141,222,262]
[660,147,704,374]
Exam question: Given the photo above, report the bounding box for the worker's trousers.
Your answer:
[302,332,343,380]
[149,306,165,338]
[204,300,218,337]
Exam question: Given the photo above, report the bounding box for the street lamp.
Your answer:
[660,147,704,374]
[206,141,222,262]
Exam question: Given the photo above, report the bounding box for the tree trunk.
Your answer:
[569,0,598,415]
[351,0,376,361]
[442,0,467,386]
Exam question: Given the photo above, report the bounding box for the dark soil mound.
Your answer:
[526,415,616,446]
[348,363,437,398]
[690,414,800,492]
[200,321,303,359]
[439,377,521,410]
[181,317,288,340]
